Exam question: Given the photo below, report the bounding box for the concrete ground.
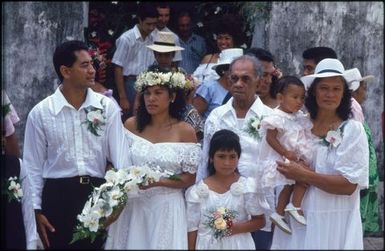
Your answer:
[364,236,384,250]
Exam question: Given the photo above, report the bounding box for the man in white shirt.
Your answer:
[154,3,183,66]
[197,55,275,250]
[112,3,158,118]
[22,40,127,249]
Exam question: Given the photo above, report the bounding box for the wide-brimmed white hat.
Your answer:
[344,68,375,91]
[301,58,349,90]
[212,48,244,71]
[147,31,184,53]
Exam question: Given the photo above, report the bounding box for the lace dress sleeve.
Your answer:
[243,177,270,216]
[180,144,202,174]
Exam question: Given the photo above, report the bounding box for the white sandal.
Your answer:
[285,203,306,226]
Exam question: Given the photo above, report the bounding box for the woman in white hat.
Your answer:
[271,58,369,249]
[345,68,380,235]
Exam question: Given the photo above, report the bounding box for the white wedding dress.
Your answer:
[104,129,201,249]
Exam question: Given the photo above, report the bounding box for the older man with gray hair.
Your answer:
[196,55,275,249]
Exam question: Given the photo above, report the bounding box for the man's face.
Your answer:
[64,50,96,88]
[157,7,170,29]
[303,59,316,76]
[138,17,158,37]
[229,60,259,103]
[177,15,192,39]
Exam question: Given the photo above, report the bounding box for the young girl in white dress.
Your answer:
[186,129,267,249]
[258,76,313,234]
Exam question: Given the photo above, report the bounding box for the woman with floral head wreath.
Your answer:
[105,68,201,249]
[271,59,369,249]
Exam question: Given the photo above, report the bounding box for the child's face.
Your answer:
[278,84,305,113]
[211,149,239,175]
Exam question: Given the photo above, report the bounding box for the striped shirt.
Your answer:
[112,24,155,76]
[179,33,207,74]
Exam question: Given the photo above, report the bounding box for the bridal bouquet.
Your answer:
[204,207,238,239]
[70,165,178,244]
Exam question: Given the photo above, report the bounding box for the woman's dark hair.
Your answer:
[275,76,305,95]
[211,14,243,51]
[214,64,230,77]
[207,129,241,176]
[136,66,186,132]
[53,40,89,82]
[305,77,352,120]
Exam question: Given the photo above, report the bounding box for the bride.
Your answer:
[104,67,201,249]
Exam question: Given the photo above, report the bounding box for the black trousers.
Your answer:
[1,154,26,249]
[42,176,106,250]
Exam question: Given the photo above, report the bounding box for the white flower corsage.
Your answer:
[3,176,23,203]
[82,100,106,136]
[321,125,345,149]
[244,115,264,140]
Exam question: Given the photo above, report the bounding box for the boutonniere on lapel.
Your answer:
[320,123,346,149]
[82,99,106,136]
[244,115,265,140]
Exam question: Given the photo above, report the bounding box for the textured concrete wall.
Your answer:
[3,1,87,151]
[252,1,384,175]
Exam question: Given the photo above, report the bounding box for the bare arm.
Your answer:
[114,65,129,112]
[276,160,357,195]
[5,133,20,157]
[188,231,197,250]
[230,215,265,236]
[266,129,297,161]
[192,96,208,115]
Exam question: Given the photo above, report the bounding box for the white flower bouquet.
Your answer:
[2,176,23,203]
[204,207,238,240]
[244,115,264,140]
[70,165,178,244]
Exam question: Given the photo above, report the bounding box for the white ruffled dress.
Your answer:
[186,176,268,250]
[258,109,313,190]
[105,130,201,249]
[271,119,369,249]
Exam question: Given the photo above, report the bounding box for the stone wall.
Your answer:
[3,1,87,150]
[252,1,384,176]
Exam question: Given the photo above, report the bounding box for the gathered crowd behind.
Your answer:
[2,2,383,250]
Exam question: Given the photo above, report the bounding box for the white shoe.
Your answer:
[285,203,307,226]
[270,212,292,234]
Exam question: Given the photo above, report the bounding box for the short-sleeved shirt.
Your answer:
[112,25,156,76]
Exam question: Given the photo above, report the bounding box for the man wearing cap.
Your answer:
[154,2,183,66]
[112,3,158,118]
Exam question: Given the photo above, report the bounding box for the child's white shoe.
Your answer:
[285,203,306,226]
[270,212,292,234]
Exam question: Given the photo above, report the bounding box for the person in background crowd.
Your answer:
[272,58,369,249]
[112,3,158,118]
[197,55,274,250]
[302,46,337,76]
[176,10,207,74]
[22,40,126,249]
[193,14,242,83]
[344,68,380,235]
[154,2,183,66]
[193,48,243,120]
[2,91,37,249]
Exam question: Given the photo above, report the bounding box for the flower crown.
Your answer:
[135,69,199,92]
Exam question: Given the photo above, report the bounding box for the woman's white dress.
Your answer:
[105,130,201,249]
[271,119,369,249]
[186,176,268,250]
[258,109,313,190]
